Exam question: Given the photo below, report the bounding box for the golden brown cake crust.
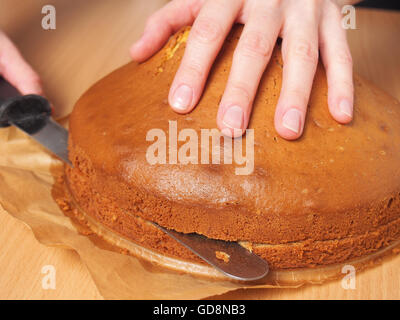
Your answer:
[66,26,400,269]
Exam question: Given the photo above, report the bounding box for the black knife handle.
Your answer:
[0,98,12,127]
[0,76,21,127]
[0,95,51,132]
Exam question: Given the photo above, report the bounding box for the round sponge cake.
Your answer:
[66,25,400,269]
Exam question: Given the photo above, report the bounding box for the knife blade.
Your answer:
[154,223,269,281]
[14,116,70,165]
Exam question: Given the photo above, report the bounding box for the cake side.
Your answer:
[65,143,400,269]
[66,25,400,268]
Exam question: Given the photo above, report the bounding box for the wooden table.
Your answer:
[0,0,399,299]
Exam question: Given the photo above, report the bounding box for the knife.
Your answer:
[0,77,269,281]
[154,224,269,281]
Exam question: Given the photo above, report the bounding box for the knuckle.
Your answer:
[284,88,309,106]
[192,17,222,44]
[292,40,319,65]
[181,61,204,80]
[226,80,251,102]
[331,78,354,92]
[335,49,353,66]
[238,31,273,59]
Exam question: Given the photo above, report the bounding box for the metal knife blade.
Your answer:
[154,223,269,281]
[13,117,70,165]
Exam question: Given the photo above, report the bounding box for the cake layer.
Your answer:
[67,25,400,268]
[66,153,400,269]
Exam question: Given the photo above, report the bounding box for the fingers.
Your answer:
[274,6,320,140]
[130,0,204,62]
[133,0,353,141]
[168,0,243,114]
[0,32,43,95]
[319,3,353,124]
[217,2,282,137]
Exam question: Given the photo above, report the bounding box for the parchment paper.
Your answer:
[2,120,399,299]
[0,122,289,299]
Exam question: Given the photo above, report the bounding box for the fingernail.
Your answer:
[282,108,302,134]
[171,84,193,110]
[339,99,353,117]
[222,105,244,130]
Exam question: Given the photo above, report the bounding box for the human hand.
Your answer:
[131,0,355,139]
[0,31,43,95]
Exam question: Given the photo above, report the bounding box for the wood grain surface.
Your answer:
[0,0,399,299]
